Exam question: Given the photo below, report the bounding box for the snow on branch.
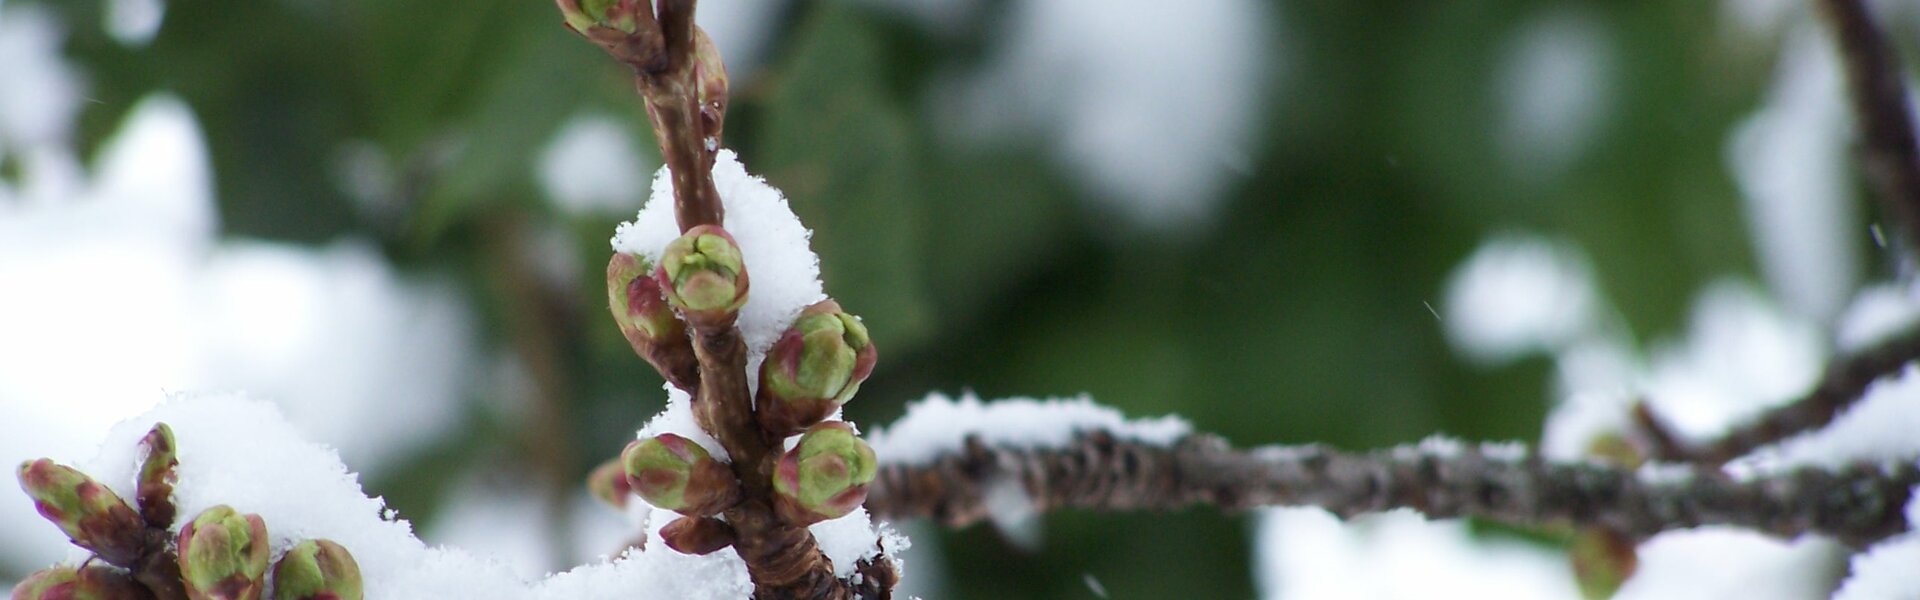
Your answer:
[862,396,1920,547]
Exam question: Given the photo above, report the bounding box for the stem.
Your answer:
[1637,323,1920,465]
[865,432,1920,548]
[135,531,187,600]
[1816,0,1920,253]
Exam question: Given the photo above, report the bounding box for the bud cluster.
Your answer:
[12,424,364,600]
[591,223,887,556]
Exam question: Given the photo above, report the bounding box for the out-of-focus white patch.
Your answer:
[858,0,980,34]
[1255,508,1580,600]
[695,0,784,77]
[866,392,1192,466]
[424,475,564,580]
[1833,493,1920,600]
[0,96,476,572]
[1835,281,1920,351]
[104,0,165,47]
[1728,26,1858,323]
[539,114,651,216]
[1442,234,1601,365]
[0,5,83,151]
[612,149,827,392]
[1719,0,1801,37]
[1494,8,1615,181]
[1618,527,1839,600]
[1640,281,1824,441]
[935,0,1271,232]
[1540,392,1633,462]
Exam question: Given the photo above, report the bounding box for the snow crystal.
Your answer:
[611,150,827,395]
[1727,25,1858,323]
[1255,508,1580,600]
[539,113,650,215]
[1494,8,1615,181]
[1442,234,1602,365]
[933,0,1270,232]
[866,392,1192,466]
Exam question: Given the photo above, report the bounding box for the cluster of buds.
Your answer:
[12,424,363,600]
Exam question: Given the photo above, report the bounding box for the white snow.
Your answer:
[0,4,82,152]
[932,0,1270,232]
[1618,528,1840,600]
[104,0,164,47]
[1834,281,1920,351]
[1256,508,1581,600]
[1732,365,1920,470]
[1494,8,1615,181]
[539,113,651,216]
[612,149,827,394]
[1639,281,1824,442]
[1727,25,1859,323]
[865,392,1192,466]
[1442,234,1602,365]
[1833,492,1920,600]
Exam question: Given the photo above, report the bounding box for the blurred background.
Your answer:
[5,0,1920,597]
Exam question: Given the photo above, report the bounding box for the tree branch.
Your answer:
[865,431,1920,548]
[1636,322,1920,465]
[1816,0,1920,251]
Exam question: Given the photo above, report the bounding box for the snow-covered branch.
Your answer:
[866,430,1920,547]
[1636,322,1920,465]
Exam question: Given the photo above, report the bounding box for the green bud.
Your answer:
[271,540,362,600]
[1570,528,1637,600]
[1584,433,1643,469]
[10,565,75,600]
[587,458,633,510]
[757,301,878,437]
[554,0,638,34]
[177,505,270,600]
[655,225,749,328]
[772,423,877,526]
[609,253,698,390]
[658,516,735,556]
[13,564,154,600]
[137,423,179,528]
[16,459,147,567]
[622,434,740,517]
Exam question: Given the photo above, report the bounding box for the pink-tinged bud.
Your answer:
[12,563,153,600]
[16,459,147,567]
[137,423,178,528]
[1570,528,1637,600]
[554,0,641,34]
[609,253,699,390]
[271,539,362,600]
[177,505,270,600]
[622,434,740,517]
[655,225,748,329]
[659,516,736,556]
[587,458,633,510]
[773,423,877,526]
[757,300,877,437]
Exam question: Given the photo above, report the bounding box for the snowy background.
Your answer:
[7,0,1920,597]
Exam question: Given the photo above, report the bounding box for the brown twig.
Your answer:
[563,1,894,596]
[1816,0,1920,252]
[865,432,1920,548]
[1636,323,1920,465]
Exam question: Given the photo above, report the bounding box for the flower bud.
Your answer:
[655,225,748,329]
[271,540,362,600]
[555,0,640,35]
[16,459,147,567]
[10,565,75,600]
[587,457,633,510]
[773,423,877,526]
[659,516,735,556]
[9,564,146,600]
[608,253,698,390]
[756,300,877,436]
[137,423,179,528]
[623,434,740,517]
[691,27,728,142]
[177,505,270,600]
[1570,528,1637,600]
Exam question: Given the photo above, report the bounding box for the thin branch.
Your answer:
[865,432,1920,548]
[1817,0,1920,251]
[1637,323,1920,465]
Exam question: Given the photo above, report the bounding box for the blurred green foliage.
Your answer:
[30,0,1915,596]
